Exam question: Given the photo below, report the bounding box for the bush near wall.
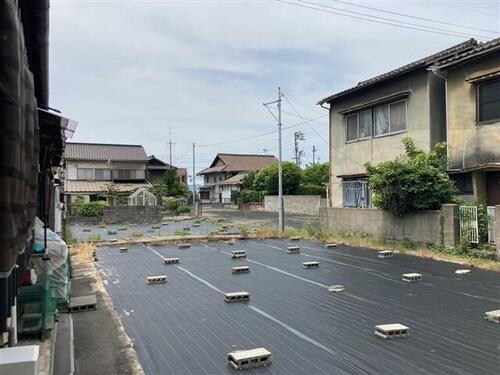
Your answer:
[177,205,191,214]
[78,201,108,217]
[297,184,326,197]
[237,189,265,203]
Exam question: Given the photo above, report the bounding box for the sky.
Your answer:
[49,0,500,184]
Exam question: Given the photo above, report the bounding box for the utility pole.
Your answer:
[277,87,284,232]
[192,142,196,214]
[168,127,173,168]
[312,145,317,164]
[293,131,305,167]
[263,88,284,232]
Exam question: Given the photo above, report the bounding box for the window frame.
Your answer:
[77,168,94,180]
[476,77,500,124]
[345,99,407,143]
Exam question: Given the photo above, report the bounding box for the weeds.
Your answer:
[70,242,96,262]
[64,227,76,245]
[132,232,143,238]
[85,234,101,242]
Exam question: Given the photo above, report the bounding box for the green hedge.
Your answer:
[177,205,191,214]
[297,184,326,197]
[78,201,108,217]
[238,190,265,204]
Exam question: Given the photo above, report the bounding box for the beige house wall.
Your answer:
[328,70,445,207]
[446,51,500,172]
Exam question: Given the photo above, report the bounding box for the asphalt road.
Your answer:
[96,239,499,375]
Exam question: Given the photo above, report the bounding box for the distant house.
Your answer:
[317,39,485,208]
[197,153,277,203]
[63,142,152,205]
[433,37,500,205]
[147,155,188,187]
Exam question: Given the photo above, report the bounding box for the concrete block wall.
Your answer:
[102,206,162,224]
[319,206,445,244]
[264,195,322,216]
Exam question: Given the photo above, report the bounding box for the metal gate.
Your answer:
[487,206,496,243]
[459,206,479,244]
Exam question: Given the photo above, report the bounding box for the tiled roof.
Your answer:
[198,154,277,175]
[64,181,151,193]
[434,37,500,69]
[219,173,247,185]
[317,39,478,105]
[64,142,147,162]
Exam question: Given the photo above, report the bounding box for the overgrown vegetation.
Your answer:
[176,205,191,214]
[78,201,109,217]
[165,198,179,212]
[85,234,102,242]
[365,138,457,217]
[151,168,188,203]
[64,228,76,245]
[236,162,328,203]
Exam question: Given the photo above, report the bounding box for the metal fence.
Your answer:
[342,181,369,208]
[459,205,479,244]
[487,206,496,244]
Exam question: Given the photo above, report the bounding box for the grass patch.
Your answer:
[172,230,189,236]
[85,234,101,242]
[249,221,500,272]
[64,227,76,245]
[132,232,143,238]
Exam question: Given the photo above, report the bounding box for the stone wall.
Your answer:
[66,205,162,225]
[319,204,460,246]
[264,195,322,216]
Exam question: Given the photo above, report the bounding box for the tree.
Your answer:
[365,137,457,217]
[253,161,302,195]
[160,169,188,197]
[302,162,329,185]
[241,171,256,190]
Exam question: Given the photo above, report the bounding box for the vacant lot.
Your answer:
[69,220,223,242]
[96,239,499,375]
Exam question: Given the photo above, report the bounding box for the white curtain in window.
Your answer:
[359,109,372,138]
[390,101,406,132]
[374,105,389,135]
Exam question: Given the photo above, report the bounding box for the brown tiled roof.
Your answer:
[64,181,151,193]
[219,173,247,185]
[434,37,500,70]
[197,154,277,175]
[317,39,478,105]
[64,142,147,162]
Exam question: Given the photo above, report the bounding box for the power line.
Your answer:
[331,0,499,35]
[277,0,490,40]
[425,0,500,19]
[196,114,327,147]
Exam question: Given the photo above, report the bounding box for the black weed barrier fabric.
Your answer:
[97,240,500,375]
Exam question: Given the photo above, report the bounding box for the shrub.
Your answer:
[177,205,191,214]
[78,201,108,217]
[297,184,326,197]
[302,162,329,185]
[365,138,457,217]
[254,161,302,195]
[239,189,265,203]
[165,198,179,212]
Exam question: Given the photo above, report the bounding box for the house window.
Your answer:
[346,99,407,142]
[359,109,372,138]
[346,114,358,141]
[450,173,473,195]
[113,169,134,180]
[478,78,500,123]
[95,169,111,180]
[342,179,369,208]
[390,101,406,132]
[77,168,94,180]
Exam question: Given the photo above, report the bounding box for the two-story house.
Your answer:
[198,153,277,203]
[433,38,500,206]
[63,142,152,205]
[146,155,188,187]
[318,39,481,208]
